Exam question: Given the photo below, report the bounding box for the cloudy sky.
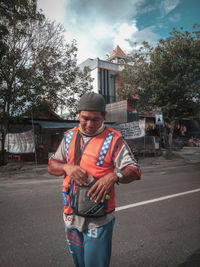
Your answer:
[37,0,200,63]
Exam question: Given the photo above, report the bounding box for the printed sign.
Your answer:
[119,119,145,139]
[5,130,35,153]
[155,114,163,125]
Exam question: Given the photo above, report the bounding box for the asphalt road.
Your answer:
[0,159,200,267]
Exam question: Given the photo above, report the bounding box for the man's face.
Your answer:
[79,110,105,135]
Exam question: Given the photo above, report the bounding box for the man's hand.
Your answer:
[65,164,89,186]
[87,167,141,203]
[48,160,89,186]
[87,172,118,203]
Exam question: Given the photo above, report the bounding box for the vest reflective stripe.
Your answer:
[63,127,122,215]
[65,131,74,162]
[69,179,74,208]
[62,192,68,206]
[96,132,114,166]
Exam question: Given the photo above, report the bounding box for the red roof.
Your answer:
[108,45,127,58]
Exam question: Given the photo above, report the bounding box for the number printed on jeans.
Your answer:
[87,228,98,238]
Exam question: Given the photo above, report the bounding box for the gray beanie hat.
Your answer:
[78,92,106,112]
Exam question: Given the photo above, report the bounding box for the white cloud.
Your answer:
[64,19,140,63]
[72,21,139,62]
[61,0,147,62]
[91,25,113,40]
[37,0,161,63]
[113,22,138,52]
[160,0,180,16]
[168,13,181,22]
[133,26,160,42]
[125,25,161,53]
[37,0,65,23]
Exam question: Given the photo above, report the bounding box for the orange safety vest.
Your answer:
[62,126,123,215]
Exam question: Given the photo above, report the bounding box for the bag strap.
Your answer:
[74,130,82,165]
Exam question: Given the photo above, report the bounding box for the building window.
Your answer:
[99,69,117,104]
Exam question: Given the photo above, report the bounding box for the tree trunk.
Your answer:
[0,111,9,165]
[165,119,176,159]
[0,126,7,166]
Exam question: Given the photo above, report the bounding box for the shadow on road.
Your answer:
[177,249,200,267]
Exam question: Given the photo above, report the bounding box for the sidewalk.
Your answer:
[0,147,199,180]
[140,146,200,173]
[0,162,51,180]
[174,146,200,163]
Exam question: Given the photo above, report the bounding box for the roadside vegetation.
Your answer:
[0,0,93,165]
[120,24,200,155]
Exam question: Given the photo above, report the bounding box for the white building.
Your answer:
[79,45,127,104]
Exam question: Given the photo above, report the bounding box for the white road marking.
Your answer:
[116,188,200,212]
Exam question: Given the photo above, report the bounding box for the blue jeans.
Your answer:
[65,218,115,267]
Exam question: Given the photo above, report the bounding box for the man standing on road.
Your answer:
[48,92,141,267]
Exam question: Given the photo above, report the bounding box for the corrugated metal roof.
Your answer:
[30,120,79,129]
[29,120,119,130]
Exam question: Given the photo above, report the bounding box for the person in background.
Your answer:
[48,92,141,267]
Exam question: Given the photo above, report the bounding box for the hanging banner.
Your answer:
[5,130,35,153]
[119,119,145,139]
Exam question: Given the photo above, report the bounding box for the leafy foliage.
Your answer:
[65,66,93,119]
[120,25,200,120]
[0,0,93,163]
[0,0,93,120]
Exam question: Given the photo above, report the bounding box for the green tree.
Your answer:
[0,0,41,164]
[119,41,152,101]
[0,0,92,164]
[64,66,93,119]
[121,25,200,154]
